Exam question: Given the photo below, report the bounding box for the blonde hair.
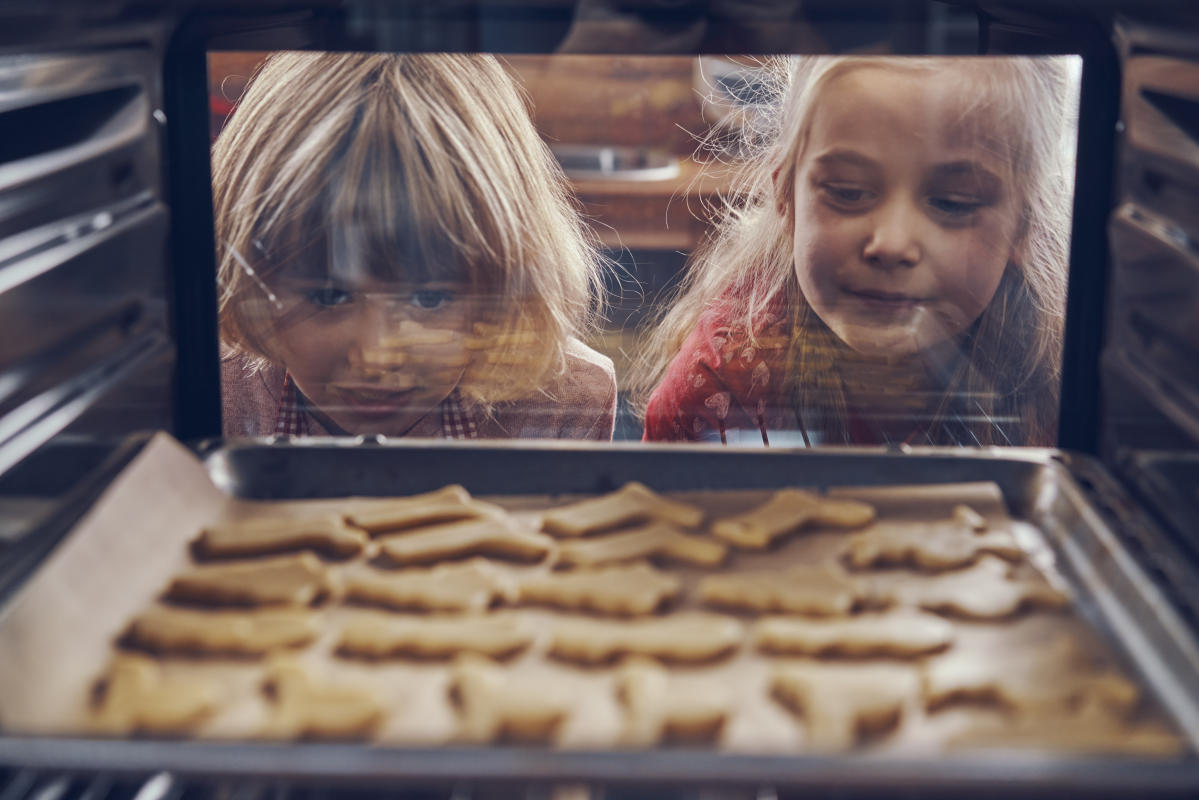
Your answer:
[634,55,1079,445]
[212,52,605,406]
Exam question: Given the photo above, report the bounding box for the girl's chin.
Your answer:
[831,323,958,362]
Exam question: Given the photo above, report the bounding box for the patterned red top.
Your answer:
[643,298,795,445]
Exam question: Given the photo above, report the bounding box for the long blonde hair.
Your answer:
[634,56,1079,445]
[212,52,606,406]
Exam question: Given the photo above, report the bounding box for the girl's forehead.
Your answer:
[806,65,1017,167]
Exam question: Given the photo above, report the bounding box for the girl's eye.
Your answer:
[304,287,353,308]
[411,289,453,310]
[929,196,984,217]
[820,183,873,208]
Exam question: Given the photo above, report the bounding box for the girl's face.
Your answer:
[264,272,473,436]
[788,66,1023,360]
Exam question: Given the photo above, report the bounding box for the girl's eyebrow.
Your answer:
[928,161,1004,189]
[811,150,880,171]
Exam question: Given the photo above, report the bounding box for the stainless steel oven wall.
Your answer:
[0,11,176,552]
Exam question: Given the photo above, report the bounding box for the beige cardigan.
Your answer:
[220,337,617,441]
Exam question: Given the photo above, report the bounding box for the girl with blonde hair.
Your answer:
[638,55,1078,446]
[214,52,616,440]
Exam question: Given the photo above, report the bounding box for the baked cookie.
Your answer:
[193,515,367,560]
[556,521,728,569]
[753,610,954,658]
[121,607,318,656]
[518,563,683,616]
[541,483,705,537]
[771,662,918,751]
[261,657,383,739]
[923,636,1141,717]
[342,559,517,613]
[345,485,506,535]
[376,516,555,566]
[336,614,533,660]
[711,489,875,549]
[844,520,1023,571]
[698,563,868,616]
[549,612,744,665]
[449,654,572,744]
[164,553,329,607]
[90,655,217,735]
[615,657,731,747]
[884,556,1071,619]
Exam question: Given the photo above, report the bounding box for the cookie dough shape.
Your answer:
[261,658,383,739]
[549,612,744,665]
[754,610,954,658]
[699,563,868,616]
[122,607,318,656]
[541,482,705,537]
[711,489,876,549]
[337,614,533,660]
[556,521,728,568]
[343,559,517,613]
[518,563,683,616]
[346,485,505,535]
[771,662,918,751]
[449,654,572,744]
[923,637,1141,717]
[885,556,1071,619]
[377,516,555,566]
[164,553,329,607]
[193,514,367,559]
[844,519,1023,571]
[615,657,731,747]
[90,655,217,735]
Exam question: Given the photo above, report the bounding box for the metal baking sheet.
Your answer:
[1,434,1198,798]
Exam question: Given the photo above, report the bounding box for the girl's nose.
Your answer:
[862,198,922,269]
[346,299,396,367]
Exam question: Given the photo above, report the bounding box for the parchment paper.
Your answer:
[0,432,1162,754]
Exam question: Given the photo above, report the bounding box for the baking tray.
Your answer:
[1,436,1198,799]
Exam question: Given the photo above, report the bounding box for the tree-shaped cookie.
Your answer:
[699,563,869,616]
[193,514,367,559]
[844,513,1023,571]
[449,654,572,744]
[122,607,318,656]
[90,655,217,735]
[518,563,682,616]
[556,521,728,568]
[771,662,918,751]
[342,559,517,613]
[549,613,744,665]
[377,516,555,566]
[922,636,1141,717]
[337,614,533,660]
[260,657,383,739]
[711,489,876,549]
[541,482,705,537]
[884,556,1071,619]
[753,610,955,658]
[614,657,731,746]
[165,553,330,607]
[345,485,506,535]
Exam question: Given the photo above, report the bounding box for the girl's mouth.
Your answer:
[843,288,930,314]
[328,383,418,418]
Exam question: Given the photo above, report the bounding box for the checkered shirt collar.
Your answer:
[273,373,477,439]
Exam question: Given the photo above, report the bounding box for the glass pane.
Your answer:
[209,51,1081,446]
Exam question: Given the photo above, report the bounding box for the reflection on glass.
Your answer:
[210,52,1080,446]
